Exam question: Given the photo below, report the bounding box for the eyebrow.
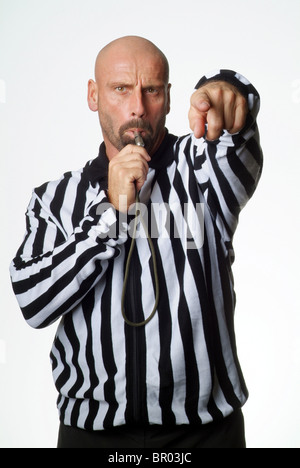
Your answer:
[108,81,165,89]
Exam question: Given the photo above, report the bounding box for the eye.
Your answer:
[146,87,158,95]
[115,86,127,93]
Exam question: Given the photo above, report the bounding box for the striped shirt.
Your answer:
[10,70,263,430]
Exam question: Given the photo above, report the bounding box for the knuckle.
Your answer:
[225,91,236,105]
[209,116,223,133]
[211,87,223,100]
[241,96,248,112]
[210,124,223,135]
[117,167,127,180]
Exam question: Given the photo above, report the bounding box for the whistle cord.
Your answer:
[121,191,160,327]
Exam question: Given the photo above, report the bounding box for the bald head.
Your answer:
[95,36,169,85]
[87,35,171,158]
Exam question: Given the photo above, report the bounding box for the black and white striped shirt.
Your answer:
[10,70,263,430]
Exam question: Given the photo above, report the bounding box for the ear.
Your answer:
[166,83,171,115]
[87,79,98,112]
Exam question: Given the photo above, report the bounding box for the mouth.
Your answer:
[120,119,153,138]
[123,128,147,139]
[118,120,154,151]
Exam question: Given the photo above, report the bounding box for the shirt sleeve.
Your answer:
[193,69,263,239]
[9,185,128,329]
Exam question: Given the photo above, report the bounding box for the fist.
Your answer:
[108,145,151,212]
[188,81,248,140]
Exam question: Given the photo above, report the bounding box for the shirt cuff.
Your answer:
[195,69,259,102]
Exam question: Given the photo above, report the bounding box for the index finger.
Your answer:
[120,144,151,162]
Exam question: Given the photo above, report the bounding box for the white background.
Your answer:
[0,0,299,448]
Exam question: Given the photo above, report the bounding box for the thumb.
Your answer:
[190,88,211,112]
[194,96,211,113]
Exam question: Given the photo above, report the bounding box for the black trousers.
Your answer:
[57,410,246,448]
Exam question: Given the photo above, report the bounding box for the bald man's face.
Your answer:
[88,45,171,158]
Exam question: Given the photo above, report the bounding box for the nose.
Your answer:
[130,88,146,118]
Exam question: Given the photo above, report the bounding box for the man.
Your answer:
[10,36,263,448]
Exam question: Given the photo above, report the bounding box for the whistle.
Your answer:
[134,132,145,147]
